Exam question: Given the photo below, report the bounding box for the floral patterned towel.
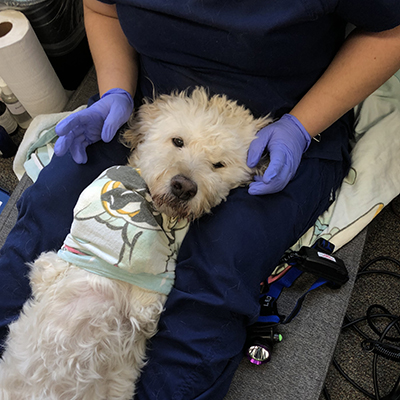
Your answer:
[58,166,190,295]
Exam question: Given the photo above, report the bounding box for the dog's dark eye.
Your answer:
[172,138,184,148]
[212,162,225,169]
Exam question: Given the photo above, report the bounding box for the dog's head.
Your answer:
[122,87,271,220]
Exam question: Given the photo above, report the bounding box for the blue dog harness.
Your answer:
[246,239,349,364]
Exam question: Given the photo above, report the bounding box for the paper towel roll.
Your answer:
[0,10,68,118]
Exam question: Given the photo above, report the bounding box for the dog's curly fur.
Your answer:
[0,87,271,400]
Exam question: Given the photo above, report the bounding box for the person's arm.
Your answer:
[290,24,400,137]
[83,0,138,97]
[248,24,400,195]
[54,0,138,164]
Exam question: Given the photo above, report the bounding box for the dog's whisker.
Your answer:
[152,192,195,221]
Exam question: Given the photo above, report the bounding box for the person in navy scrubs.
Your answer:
[1,1,400,398]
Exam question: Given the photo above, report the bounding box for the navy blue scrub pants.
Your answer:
[0,131,347,399]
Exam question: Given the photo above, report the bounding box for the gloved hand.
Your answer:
[247,114,311,195]
[54,88,134,164]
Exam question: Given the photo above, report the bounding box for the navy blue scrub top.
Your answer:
[98,0,400,162]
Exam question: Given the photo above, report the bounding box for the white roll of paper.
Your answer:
[0,10,68,118]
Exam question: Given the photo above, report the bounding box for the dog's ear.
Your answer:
[121,96,168,151]
[251,154,270,178]
[120,113,145,151]
[249,115,273,178]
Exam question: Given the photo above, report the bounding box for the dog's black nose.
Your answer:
[171,175,198,201]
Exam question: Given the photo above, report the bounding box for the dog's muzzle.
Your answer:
[170,175,198,201]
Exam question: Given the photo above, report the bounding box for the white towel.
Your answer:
[58,166,190,295]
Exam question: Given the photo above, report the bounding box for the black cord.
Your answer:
[322,386,332,400]
[323,256,400,400]
[332,358,377,399]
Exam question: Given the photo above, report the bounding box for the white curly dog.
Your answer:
[0,87,271,400]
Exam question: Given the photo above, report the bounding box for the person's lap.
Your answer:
[0,135,345,399]
[134,156,345,399]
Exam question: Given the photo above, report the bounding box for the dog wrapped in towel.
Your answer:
[0,87,272,400]
[0,166,189,400]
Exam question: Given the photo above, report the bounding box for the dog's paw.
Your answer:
[29,251,68,298]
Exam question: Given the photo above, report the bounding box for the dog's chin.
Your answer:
[152,193,199,221]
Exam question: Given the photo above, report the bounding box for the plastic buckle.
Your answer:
[296,246,349,287]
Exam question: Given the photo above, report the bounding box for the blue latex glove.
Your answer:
[54,88,134,164]
[247,114,311,195]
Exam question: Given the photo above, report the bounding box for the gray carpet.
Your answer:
[0,69,399,398]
